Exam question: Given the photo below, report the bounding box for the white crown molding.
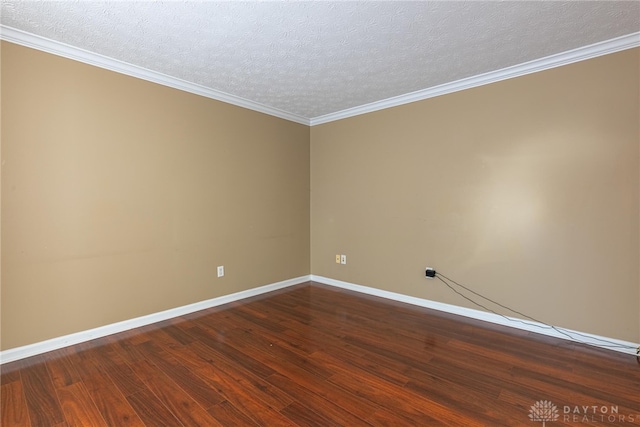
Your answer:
[311,275,640,356]
[0,25,311,126]
[2,25,637,127]
[0,275,311,364]
[310,31,640,126]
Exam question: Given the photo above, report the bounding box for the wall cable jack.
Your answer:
[425,268,436,278]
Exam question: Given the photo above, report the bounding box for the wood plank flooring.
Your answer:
[2,282,639,426]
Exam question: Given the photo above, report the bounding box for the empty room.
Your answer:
[1,1,639,426]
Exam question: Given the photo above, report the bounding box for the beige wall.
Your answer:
[2,40,638,352]
[1,42,310,350]
[311,48,640,342]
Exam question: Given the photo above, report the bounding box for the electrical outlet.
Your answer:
[217,266,224,277]
[425,267,435,279]
[340,255,347,265]
[336,254,341,264]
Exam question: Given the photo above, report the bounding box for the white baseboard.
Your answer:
[0,275,311,364]
[3,274,637,363]
[311,275,639,357]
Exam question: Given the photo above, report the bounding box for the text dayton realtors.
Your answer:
[562,405,636,423]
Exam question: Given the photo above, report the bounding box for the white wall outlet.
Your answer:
[217,266,224,277]
[340,254,347,264]
[336,254,341,264]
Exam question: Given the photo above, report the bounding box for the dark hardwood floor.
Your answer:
[2,282,639,426]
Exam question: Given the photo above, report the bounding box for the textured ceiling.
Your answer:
[1,1,639,122]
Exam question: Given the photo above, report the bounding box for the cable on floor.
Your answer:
[430,270,638,356]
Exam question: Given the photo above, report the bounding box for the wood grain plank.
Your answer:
[46,352,82,389]
[187,340,294,411]
[160,322,197,345]
[21,361,65,426]
[221,325,333,379]
[134,341,225,409]
[1,381,31,427]
[187,325,277,378]
[332,373,442,425]
[82,369,145,427]
[129,359,224,427]
[207,400,261,427]
[265,372,372,426]
[1,362,23,385]
[106,335,149,366]
[280,401,335,427]
[126,388,184,427]
[60,346,103,380]
[56,382,107,427]
[102,363,146,397]
[194,338,381,422]
[185,343,298,427]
